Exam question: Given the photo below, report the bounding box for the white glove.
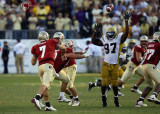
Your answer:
[53,68,59,78]
[85,54,91,58]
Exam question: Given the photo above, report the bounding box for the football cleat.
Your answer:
[58,96,71,103]
[88,82,93,91]
[45,106,57,111]
[131,88,142,95]
[68,99,74,105]
[147,95,160,104]
[39,99,45,108]
[102,95,107,107]
[31,98,41,110]
[114,97,121,107]
[135,100,147,107]
[118,91,124,96]
[72,101,80,106]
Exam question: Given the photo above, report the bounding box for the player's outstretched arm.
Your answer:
[121,12,131,43]
[74,47,89,54]
[91,23,103,46]
[65,53,90,59]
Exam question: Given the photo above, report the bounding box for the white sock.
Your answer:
[74,96,78,99]
[60,92,65,97]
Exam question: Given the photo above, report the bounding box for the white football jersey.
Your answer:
[100,32,123,64]
[126,48,134,61]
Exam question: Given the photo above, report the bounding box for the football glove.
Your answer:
[85,54,91,58]
[123,12,131,21]
[83,47,89,54]
[94,23,102,33]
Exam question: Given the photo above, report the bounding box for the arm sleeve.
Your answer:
[66,48,73,53]
[51,39,58,49]
[31,46,36,55]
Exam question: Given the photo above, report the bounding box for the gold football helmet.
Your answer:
[129,39,135,44]
[38,31,49,42]
[122,42,127,52]
[106,27,117,40]
[122,42,127,48]
[140,35,148,41]
[153,32,160,42]
[53,32,65,43]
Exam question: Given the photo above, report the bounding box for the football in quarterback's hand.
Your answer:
[106,4,114,12]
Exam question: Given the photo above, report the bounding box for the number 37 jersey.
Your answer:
[100,32,123,64]
[31,39,58,66]
[143,42,160,66]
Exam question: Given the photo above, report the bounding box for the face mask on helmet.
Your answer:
[106,31,116,40]
[140,40,148,47]
[121,47,127,53]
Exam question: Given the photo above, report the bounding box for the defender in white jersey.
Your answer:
[126,39,135,61]
[91,12,131,107]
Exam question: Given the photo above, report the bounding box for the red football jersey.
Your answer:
[143,42,160,66]
[131,45,146,66]
[54,48,72,73]
[64,48,76,68]
[31,39,58,66]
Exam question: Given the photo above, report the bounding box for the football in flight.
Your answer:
[106,4,114,12]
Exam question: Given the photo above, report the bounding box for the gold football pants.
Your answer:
[101,62,119,87]
[142,64,160,88]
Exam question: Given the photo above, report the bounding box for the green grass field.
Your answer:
[0,73,160,114]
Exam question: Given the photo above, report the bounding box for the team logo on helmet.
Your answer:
[38,31,49,42]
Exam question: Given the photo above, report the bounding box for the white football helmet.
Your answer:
[53,32,65,43]
[153,32,160,42]
[38,31,49,42]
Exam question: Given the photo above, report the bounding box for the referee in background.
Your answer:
[1,41,10,74]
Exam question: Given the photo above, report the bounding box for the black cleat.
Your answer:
[102,95,107,107]
[88,82,94,91]
[114,97,121,107]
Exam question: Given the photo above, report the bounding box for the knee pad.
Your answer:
[147,80,155,89]
[64,76,70,83]
[68,82,74,88]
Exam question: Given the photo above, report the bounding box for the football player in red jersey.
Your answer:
[31,31,66,111]
[62,40,89,106]
[118,35,148,94]
[136,32,160,107]
[53,41,89,106]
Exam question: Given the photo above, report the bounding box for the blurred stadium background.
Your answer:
[0,0,160,113]
[0,0,160,73]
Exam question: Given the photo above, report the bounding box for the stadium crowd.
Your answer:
[0,0,159,39]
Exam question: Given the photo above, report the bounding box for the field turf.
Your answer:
[0,73,160,114]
